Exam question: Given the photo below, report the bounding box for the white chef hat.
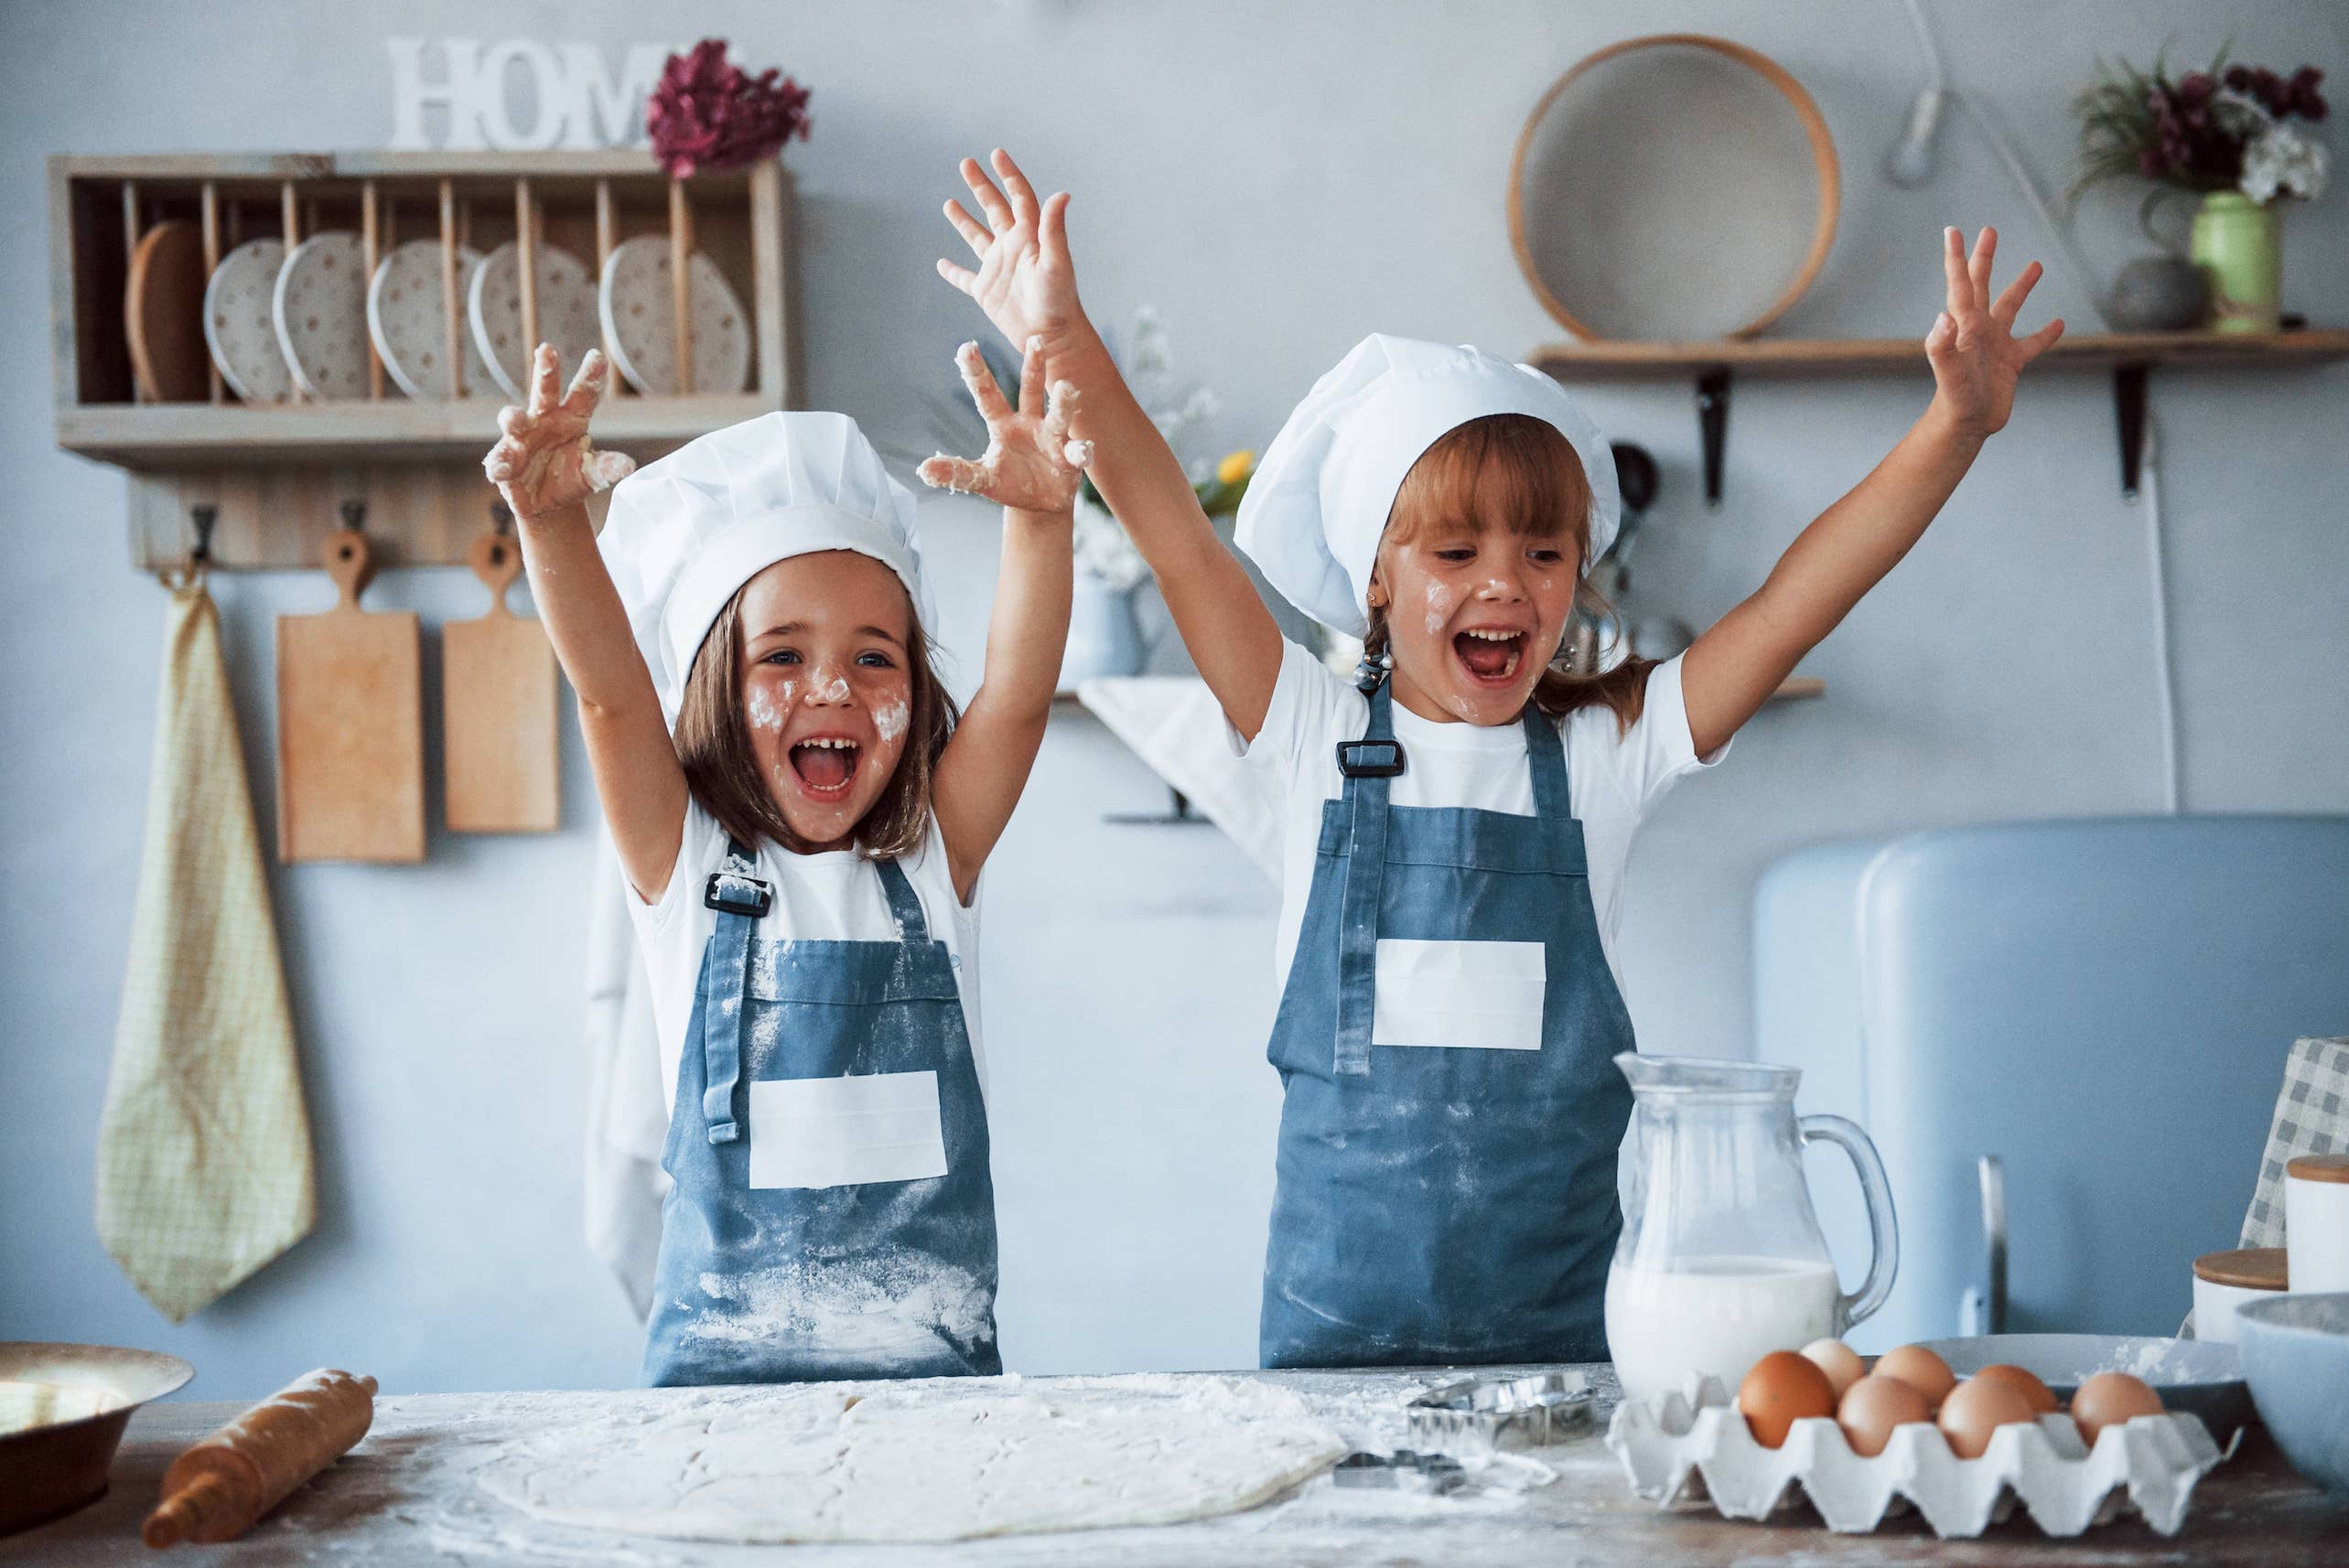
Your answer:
[1234,334,1620,638]
[600,411,932,721]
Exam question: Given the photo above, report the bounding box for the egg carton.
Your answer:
[1604,1377,2230,1538]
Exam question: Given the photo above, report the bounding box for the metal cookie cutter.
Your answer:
[1406,1370,1593,1457]
[1331,1449,1469,1495]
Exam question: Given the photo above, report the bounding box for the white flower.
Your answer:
[2241,122,2330,203]
[1072,498,1151,593]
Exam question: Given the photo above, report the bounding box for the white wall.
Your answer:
[4,0,2344,1399]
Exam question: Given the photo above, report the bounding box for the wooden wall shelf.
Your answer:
[1532,328,2349,501]
[48,150,801,570]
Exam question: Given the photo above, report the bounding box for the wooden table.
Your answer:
[17,1367,2346,1565]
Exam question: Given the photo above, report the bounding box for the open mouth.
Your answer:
[787,736,861,800]
[1452,628,1526,686]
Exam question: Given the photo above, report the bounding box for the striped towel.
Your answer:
[96,575,315,1322]
[2240,1036,2349,1248]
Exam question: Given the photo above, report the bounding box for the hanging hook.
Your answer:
[490,500,513,536]
[189,504,218,568]
[339,499,366,532]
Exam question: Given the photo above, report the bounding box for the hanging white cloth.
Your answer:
[581,830,669,1321]
[1075,676,1283,882]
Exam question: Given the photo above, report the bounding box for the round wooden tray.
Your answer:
[1508,34,1840,342]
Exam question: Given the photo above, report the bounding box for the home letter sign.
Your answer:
[387,38,673,150]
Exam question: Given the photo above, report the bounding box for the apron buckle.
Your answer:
[704,870,773,918]
[1337,739,1406,778]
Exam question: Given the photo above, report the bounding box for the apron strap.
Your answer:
[1523,700,1572,869]
[873,855,932,945]
[1332,681,1400,1077]
[697,837,769,1144]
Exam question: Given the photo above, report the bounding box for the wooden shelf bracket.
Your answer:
[2113,361,2150,499]
[1695,367,1731,508]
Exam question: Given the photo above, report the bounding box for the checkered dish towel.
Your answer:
[97,576,315,1322]
[2240,1036,2349,1248]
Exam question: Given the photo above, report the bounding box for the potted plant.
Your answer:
[2072,50,2329,332]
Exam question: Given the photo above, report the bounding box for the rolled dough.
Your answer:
[476,1374,1350,1543]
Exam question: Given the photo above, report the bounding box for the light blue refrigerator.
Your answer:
[1752,816,2349,1349]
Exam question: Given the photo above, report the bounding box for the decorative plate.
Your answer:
[598,235,751,395]
[368,240,495,400]
[272,232,373,400]
[467,241,601,400]
[202,237,293,404]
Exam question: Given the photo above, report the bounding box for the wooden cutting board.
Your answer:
[275,529,425,863]
[125,220,209,403]
[442,525,559,832]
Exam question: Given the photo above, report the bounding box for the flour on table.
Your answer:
[476,1374,1349,1543]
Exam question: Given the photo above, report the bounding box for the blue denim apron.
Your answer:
[642,841,1001,1385]
[1259,680,1636,1368]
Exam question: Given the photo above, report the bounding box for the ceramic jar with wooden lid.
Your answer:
[2285,1155,2349,1294]
[2193,1248,2288,1343]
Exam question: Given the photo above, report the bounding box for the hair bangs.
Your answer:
[1385,413,1590,555]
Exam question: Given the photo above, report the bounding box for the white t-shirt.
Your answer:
[1230,641,1726,998]
[627,801,983,1119]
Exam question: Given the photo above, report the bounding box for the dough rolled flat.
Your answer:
[477,1374,1349,1543]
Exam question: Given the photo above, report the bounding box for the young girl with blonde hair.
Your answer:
[933,147,2061,1367]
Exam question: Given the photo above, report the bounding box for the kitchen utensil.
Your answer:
[125,220,209,402]
[1406,1371,1592,1457]
[2235,1292,2349,1498]
[442,515,558,833]
[275,518,424,863]
[0,1342,194,1538]
[1331,1449,1469,1494]
[367,239,491,400]
[1605,1055,1898,1407]
[1509,35,1839,340]
[202,237,293,404]
[2194,1249,2288,1345]
[598,234,751,395]
[2286,1155,2349,1293]
[273,232,372,400]
[1608,1373,2224,1538]
[142,1368,376,1546]
[468,239,599,400]
[1916,1333,2252,1440]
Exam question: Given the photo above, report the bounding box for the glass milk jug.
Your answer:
[1604,1054,1898,1406]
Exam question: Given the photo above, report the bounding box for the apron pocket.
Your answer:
[1372,939,1546,1050]
[748,1070,950,1190]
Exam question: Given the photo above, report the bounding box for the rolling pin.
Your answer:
[142,1369,377,1548]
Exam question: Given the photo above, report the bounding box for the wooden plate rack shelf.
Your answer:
[1533,328,2349,505]
[48,151,800,570]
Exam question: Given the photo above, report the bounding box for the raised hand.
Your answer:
[918,337,1092,514]
[1925,227,2064,439]
[936,149,1090,358]
[481,345,637,521]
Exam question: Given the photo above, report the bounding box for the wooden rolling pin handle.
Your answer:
[142,1369,378,1549]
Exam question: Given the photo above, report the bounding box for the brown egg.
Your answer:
[2071,1372,2164,1445]
[1937,1375,2039,1458]
[1973,1362,2059,1416]
[1737,1350,1838,1448]
[1836,1373,1934,1456]
[1799,1337,1866,1400]
[1873,1344,1958,1410]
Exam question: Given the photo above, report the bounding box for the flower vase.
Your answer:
[2191,191,2282,333]
[1061,574,1148,688]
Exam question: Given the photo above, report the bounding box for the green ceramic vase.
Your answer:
[2190,191,2281,333]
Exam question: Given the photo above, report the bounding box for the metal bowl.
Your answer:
[2235,1292,2349,1497]
[0,1342,194,1537]
[1918,1333,2251,1439]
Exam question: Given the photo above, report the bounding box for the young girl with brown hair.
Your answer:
[483,339,1089,1383]
[932,147,2061,1368]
